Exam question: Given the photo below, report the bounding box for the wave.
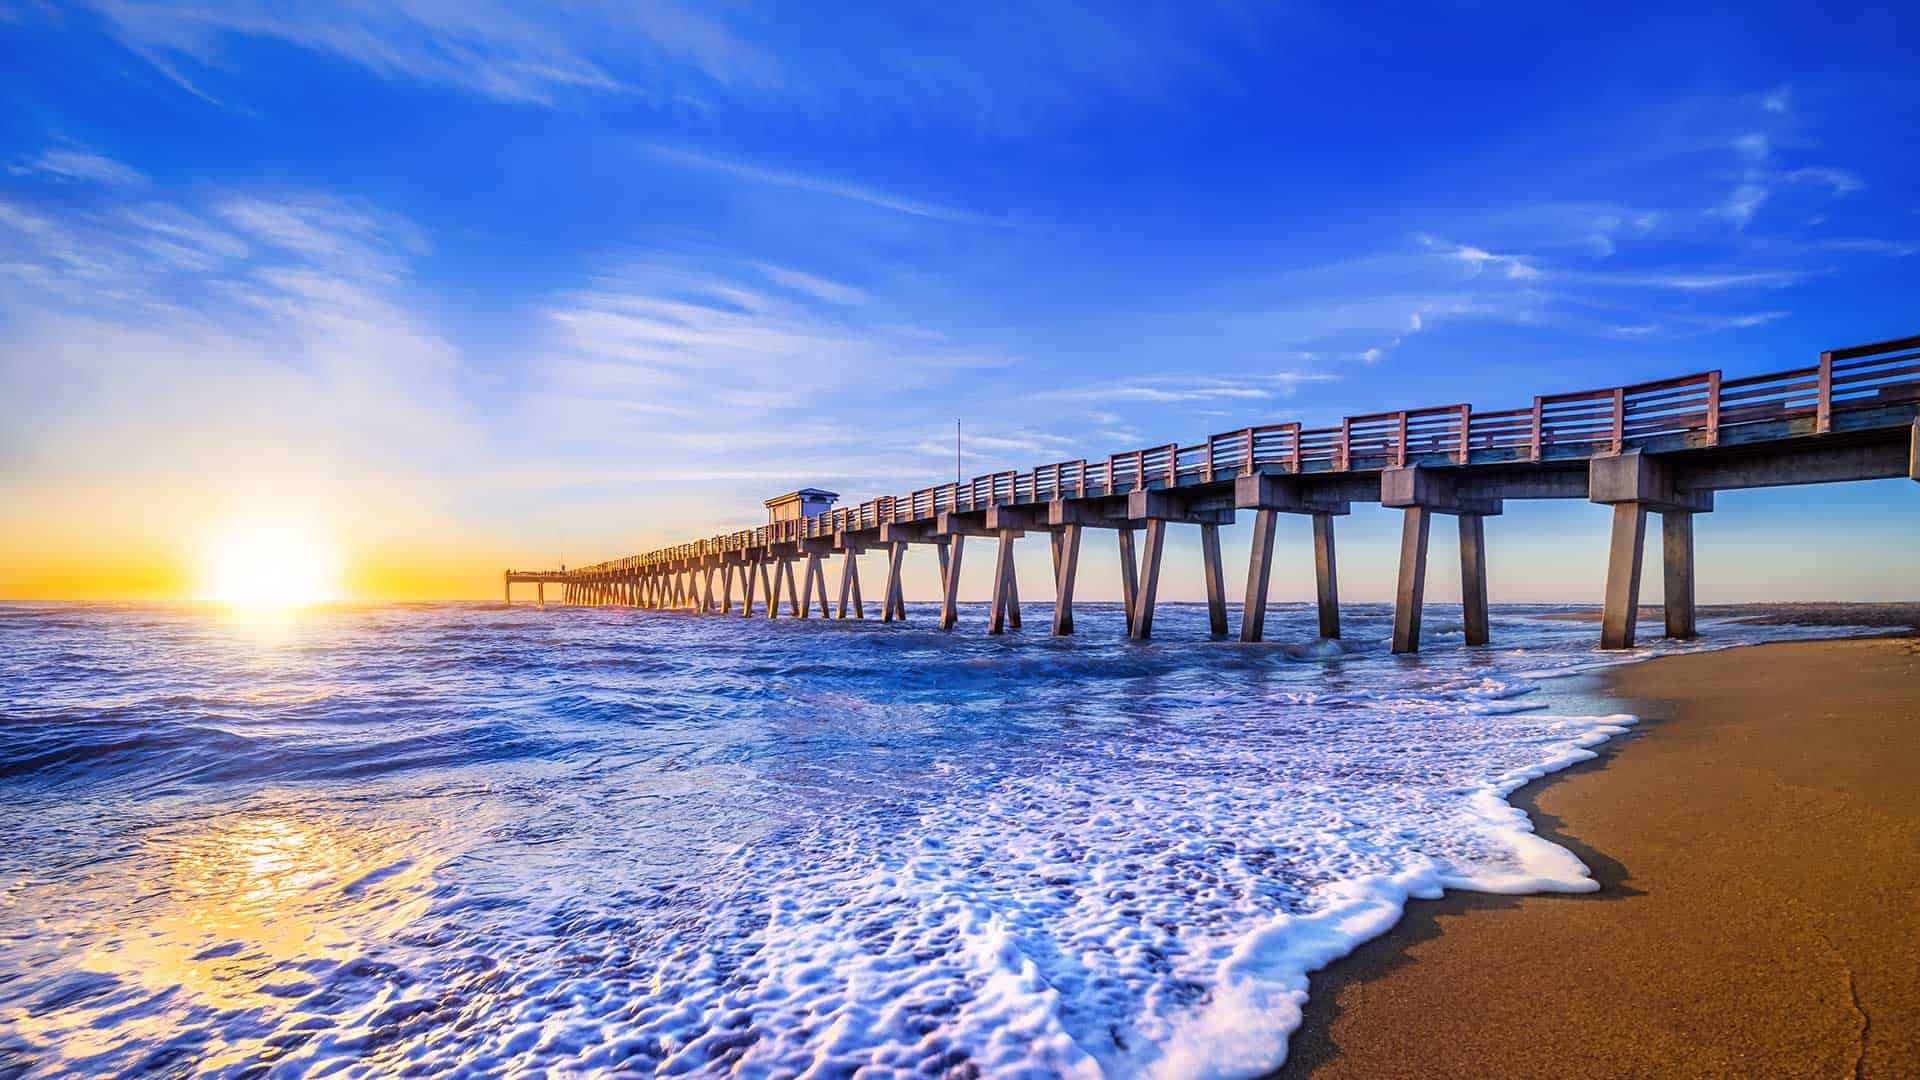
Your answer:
[0,601,1875,1076]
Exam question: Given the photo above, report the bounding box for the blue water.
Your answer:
[0,601,1861,1077]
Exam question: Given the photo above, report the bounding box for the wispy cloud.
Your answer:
[1038,372,1331,405]
[1561,268,1816,290]
[1413,235,1542,280]
[753,262,867,306]
[9,146,146,186]
[514,252,1047,509]
[1714,183,1770,228]
[1702,93,1864,231]
[1609,310,1791,337]
[0,181,484,576]
[73,0,779,107]
[1805,238,1917,257]
[1783,167,1865,196]
[645,144,1002,226]
[62,0,1258,135]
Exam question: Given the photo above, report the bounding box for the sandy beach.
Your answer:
[1279,636,1920,1078]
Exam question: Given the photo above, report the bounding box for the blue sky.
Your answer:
[2,1,1917,602]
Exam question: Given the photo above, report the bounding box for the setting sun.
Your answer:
[201,520,342,611]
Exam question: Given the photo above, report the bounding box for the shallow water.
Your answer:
[0,601,1864,1077]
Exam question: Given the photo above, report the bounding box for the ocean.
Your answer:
[0,601,1865,1077]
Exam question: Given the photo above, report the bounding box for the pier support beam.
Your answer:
[989,531,1019,634]
[1119,490,1234,641]
[1314,513,1341,639]
[1200,522,1228,638]
[1240,509,1278,643]
[1235,475,1351,643]
[837,551,864,619]
[1051,525,1081,636]
[939,537,964,630]
[1662,511,1696,640]
[1590,451,1713,649]
[1391,507,1432,655]
[1383,467,1503,654]
[1458,513,1490,647]
[1130,520,1167,640]
[1005,555,1022,629]
[883,541,908,622]
[1601,503,1648,650]
[808,555,829,617]
[1117,529,1139,630]
[741,560,760,617]
[799,554,827,619]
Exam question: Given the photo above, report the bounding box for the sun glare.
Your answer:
[201,520,342,611]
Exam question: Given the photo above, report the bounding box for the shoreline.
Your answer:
[1274,634,1920,1078]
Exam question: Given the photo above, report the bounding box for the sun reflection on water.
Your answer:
[14,807,444,1069]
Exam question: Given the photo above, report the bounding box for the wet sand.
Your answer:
[1278,636,1920,1079]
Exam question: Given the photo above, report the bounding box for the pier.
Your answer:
[508,334,1920,651]
[503,569,568,608]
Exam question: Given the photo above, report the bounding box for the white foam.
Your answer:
[0,604,1881,1078]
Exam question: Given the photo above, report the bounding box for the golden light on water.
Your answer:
[200,519,342,611]
[17,810,443,1069]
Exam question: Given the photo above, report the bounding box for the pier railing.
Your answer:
[581,334,1920,574]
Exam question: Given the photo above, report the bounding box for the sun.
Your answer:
[201,519,342,611]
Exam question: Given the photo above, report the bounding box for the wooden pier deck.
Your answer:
[507,334,1920,651]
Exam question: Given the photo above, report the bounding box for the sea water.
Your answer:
[0,601,1865,1077]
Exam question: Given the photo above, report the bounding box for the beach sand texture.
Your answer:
[1279,637,1920,1079]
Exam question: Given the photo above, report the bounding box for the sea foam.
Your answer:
[0,601,1866,1077]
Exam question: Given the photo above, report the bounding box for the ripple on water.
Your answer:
[0,601,1873,1077]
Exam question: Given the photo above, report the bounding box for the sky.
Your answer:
[2,1,1917,606]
